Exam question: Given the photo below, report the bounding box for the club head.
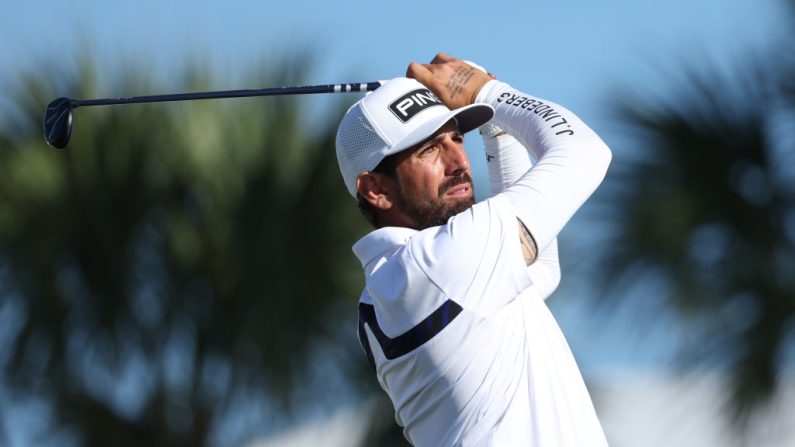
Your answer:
[43,97,74,149]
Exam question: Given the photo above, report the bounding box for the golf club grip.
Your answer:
[74,82,383,107]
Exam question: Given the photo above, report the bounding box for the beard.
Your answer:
[393,172,476,230]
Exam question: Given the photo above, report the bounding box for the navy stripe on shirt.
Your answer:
[357,300,463,370]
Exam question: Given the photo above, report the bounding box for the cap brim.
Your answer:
[385,103,494,158]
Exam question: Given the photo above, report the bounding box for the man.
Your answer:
[335,53,612,446]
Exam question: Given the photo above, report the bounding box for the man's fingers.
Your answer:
[408,53,460,82]
[430,52,455,64]
[406,53,490,109]
[406,61,433,83]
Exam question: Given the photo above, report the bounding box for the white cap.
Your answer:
[335,77,494,197]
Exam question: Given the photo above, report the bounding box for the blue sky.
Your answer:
[1,0,789,374]
[3,1,786,115]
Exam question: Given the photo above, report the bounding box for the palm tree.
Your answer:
[0,52,396,446]
[594,0,795,427]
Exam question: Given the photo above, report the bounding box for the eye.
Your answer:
[420,144,440,155]
[452,132,464,144]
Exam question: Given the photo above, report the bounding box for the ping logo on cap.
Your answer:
[388,89,443,123]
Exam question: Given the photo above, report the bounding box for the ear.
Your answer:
[356,172,395,210]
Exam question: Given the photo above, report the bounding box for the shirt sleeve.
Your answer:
[475,80,612,254]
[483,130,561,300]
[483,128,534,195]
[406,195,534,317]
[405,81,610,315]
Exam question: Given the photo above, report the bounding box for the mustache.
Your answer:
[439,172,473,195]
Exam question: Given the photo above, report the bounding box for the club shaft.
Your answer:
[72,82,382,108]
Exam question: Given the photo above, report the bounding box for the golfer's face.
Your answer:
[389,121,475,229]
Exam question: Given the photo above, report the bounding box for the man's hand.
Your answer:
[406,53,492,110]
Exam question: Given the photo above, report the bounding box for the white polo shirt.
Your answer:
[354,194,608,447]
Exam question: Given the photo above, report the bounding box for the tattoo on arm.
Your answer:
[445,66,476,102]
[517,219,537,266]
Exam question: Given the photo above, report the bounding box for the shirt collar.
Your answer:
[352,226,417,269]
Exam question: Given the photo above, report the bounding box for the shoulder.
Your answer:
[407,195,518,271]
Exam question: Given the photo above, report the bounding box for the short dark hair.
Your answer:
[357,152,401,228]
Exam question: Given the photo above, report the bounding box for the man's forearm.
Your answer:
[482,127,533,196]
[476,80,612,253]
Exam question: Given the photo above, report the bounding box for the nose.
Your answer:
[442,137,470,176]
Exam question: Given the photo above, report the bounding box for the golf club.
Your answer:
[43,81,383,149]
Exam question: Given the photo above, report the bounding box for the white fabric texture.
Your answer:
[483,128,533,196]
[476,80,612,254]
[482,129,561,300]
[353,80,611,446]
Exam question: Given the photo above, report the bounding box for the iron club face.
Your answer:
[43,98,74,149]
